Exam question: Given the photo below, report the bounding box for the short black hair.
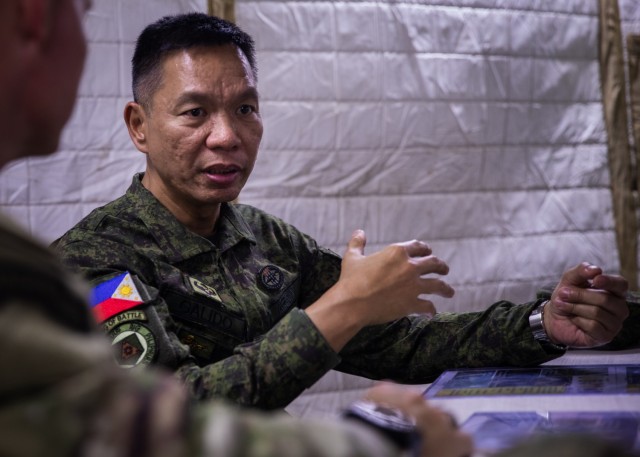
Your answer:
[131,12,257,108]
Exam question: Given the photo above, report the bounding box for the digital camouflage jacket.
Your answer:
[54,174,570,409]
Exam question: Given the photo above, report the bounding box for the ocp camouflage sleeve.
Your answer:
[192,400,400,457]
[0,302,400,457]
[53,174,573,410]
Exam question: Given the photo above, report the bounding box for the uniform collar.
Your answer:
[127,174,256,262]
[212,201,257,251]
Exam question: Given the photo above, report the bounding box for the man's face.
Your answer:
[48,0,88,147]
[137,45,263,216]
[26,0,87,157]
[1,0,87,165]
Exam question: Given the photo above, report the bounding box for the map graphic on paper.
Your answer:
[424,365,640,398]
[462,411,640,454]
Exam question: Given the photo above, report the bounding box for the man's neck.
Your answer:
[140,173,221,238]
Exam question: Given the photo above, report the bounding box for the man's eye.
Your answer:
[238,105,256,115]
[185,108,204,117]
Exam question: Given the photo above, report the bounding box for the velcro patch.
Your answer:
[90,272,144,323]
[188,276,222,303]
[109,322,156,368]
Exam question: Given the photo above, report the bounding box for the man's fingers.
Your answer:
[560,313,621,346]
[364,382,426,413]
[414,298,437,316]
[414,255,450,276]
[397,239,433,258]
[556,294,629,324]
[344,229,367,258]
[591,274,629,298]
[419,277,455,298]
[550,292,629,346]
[561,262,602,288]
[555,285,629,318]
[365,383,475,457]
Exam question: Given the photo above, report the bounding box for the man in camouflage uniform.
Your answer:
[0,1,478,456]
[54,13,636,410]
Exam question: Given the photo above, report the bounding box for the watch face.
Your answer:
[346,400,416,432]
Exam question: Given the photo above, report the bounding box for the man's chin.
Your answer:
[204,190,242,205]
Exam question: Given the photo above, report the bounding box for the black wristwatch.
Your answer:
[342,400,421,452]
[529,300,567,351]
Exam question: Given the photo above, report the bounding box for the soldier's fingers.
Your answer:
[591,274,629,298]
[413,255,450,276]
[343,229,367,258]
[418,277,455,298]
[562,313,621,345]
[365,384,474,457]
[561,262,602,288]
[396,239,433,258]
[556,288,629,320]
[556,297,627,333]
[413,297,437,316]
[364,383,429,421]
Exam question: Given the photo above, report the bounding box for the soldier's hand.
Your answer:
[305,230,454,351]
[544,262,629,348]
[338,229,454,325]
[365,383,474,457]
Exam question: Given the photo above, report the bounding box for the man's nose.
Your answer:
[205,113,241,150]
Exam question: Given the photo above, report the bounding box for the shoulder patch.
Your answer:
[90,272,144,323]
[258,265,285,291]
[109,321,156,368]
[102,310,147,332]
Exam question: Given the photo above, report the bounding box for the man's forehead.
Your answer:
[162,44,253,77]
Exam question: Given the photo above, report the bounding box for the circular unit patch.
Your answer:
[258,265,284,291]
[108,322,157,368]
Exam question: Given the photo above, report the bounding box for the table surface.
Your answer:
[427,346,640,423]
[426,346,640,455]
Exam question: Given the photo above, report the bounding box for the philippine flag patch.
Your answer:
[90,272,144,323]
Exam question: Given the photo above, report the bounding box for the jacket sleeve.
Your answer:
[299,240,563,383]
[191,401,401,457]
[175,308,341,408]
[0,302,401,457]
[337,300,563,384]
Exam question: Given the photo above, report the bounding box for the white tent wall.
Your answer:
[237,0,621,315]
[0,0,637,417]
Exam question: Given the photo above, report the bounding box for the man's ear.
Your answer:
[124,101,149,153]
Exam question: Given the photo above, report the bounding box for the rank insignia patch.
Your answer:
[90,272,144,323]
[258,265,284,291]
[188,276,222,303]
[109,322,156,368]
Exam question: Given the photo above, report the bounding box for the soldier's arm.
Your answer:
[305,230,454,352]
[174,307,340,408]
[191,401,402,457]
[191,383,473,457]
[336,300,563,383]
[0,303,450,457]
[89,275,340,408]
